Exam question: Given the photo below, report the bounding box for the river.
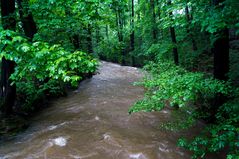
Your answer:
[0,61,220,159]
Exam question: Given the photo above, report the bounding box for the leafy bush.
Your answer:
[178,98,239,159]
[129,61,231,113]
[0,29,98,109]
[129,61,239,158]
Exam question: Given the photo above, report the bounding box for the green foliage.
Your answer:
[1,0,237,157]
[129,61,231,113]
[0,29,98,109]
[161,107,196,131]
[129,61,239,158]
[178,98,239,159]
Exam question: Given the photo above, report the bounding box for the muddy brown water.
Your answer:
[0,62,220,159]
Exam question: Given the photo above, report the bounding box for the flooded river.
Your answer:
[0,62,219,159]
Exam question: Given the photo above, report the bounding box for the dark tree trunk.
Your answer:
[150,0,157,42]
[16,0,37,40]
[213,29,229,80]
[130,0,135,51]
[118,11,124,42]
[105,25,109,41]
[168,0,179,65]
[212,0,229,82]
[0,0,17,115]
[1,0,16,30]
[170,27,179,65]
[96,26,100,45]
[137,0,141,20]
[87,25,93,54]
[212,0,229,80]
[209,0,229,122]
[116,10,125,65]
[156,0,163,40]
[130,0,135,66]
[71,34,80,50]
[210,28,229,121]
[185,4,197,51]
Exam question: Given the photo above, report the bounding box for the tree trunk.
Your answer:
[105,25,109,41]
[130,0,135,51]
[209,0,229,122]
[16,0,37,40]
[137,0,141,20]
[170,27,179,65]
[71,34,80,50]
[185,4,197,51]
[212,0,229,80]
[150,0,157,42]
[87,25,93,54]
[0,0,17,115]
[130,0,135,66]
[96,26,100,45]
[117,10,125,65]
[168,0,179,65]
[213,29,229,80]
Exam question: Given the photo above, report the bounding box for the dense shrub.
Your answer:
[129,61,239,158]
[0,29,98,110]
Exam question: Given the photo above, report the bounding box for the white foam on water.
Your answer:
[69,153,98,159]
[51,137,67,147]
[158,142,170,152]
[129,153,146,159]
[103,133,111,140]
[48,125,58,130]
[95,116,100,121]
[47,122,67,131]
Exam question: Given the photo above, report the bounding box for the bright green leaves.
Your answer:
[178,122,239,159]
[0,29,98,109]
[130,61,231,113]
[131,61,239,158]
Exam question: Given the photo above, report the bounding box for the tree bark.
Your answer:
[116,10,125,65]
[130,0,135,51]
[71,34,80,50]
[16,0,37,40]
[150,0,157,42]
[185,4,197,51]
[170,27,179,65]
[87,24,93,54]
[210,0,229,122]
[0,0,17,115]
[213,29,229,81]
[105,25,109,41]
[212,0,229,82]
[130,0,135,66]
[168,0,179,65]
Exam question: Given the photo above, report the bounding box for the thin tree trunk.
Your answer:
[118,10,125,65]
[137,0,141,20]
[71,34,80,50]
[0,0,17,115]
[96,26,100,45]
[87,24,93,54]
[130,0,135,51]
[150,0,157,42]
[170,27,179,65]
[105,25,109,41]
[185,4,197,51]
[130,0,135,66]
[168,0,179,65]
[16,0,37,40]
